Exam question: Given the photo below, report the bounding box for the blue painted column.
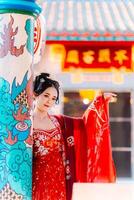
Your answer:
[0,1,41,199]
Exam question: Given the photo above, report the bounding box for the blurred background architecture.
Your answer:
[36,0,134,182]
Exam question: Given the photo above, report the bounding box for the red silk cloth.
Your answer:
[56,95,116,200]
[32,95,116,200]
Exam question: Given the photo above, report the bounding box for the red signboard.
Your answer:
[61,43,133,72]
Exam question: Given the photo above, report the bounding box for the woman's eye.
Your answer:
[52,98,56,101]
[44,95,49,97]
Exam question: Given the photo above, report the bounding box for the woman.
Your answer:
[32,73,116,200]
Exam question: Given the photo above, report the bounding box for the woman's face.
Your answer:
[35,87,58,112]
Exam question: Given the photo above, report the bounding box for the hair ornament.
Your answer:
[40,78,45,83]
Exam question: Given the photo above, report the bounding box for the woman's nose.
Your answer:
[47,98,52,104]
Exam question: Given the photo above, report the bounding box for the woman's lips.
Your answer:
[44,104,49,108]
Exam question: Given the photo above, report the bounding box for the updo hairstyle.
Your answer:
[33,73,60,104]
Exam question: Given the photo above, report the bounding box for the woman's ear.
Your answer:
[33,92,37,99]
[33,93,38,103]
[33,94,37,108]
[33,94,35,101]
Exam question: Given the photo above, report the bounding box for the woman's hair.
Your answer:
[33,73,60,104]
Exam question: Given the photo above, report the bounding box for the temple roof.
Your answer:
[42,0,134,41]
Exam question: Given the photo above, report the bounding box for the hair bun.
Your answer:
[40,73,50,79]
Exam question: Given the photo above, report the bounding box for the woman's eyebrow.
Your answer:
[44,92,50,95]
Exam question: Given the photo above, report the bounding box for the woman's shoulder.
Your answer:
[51,114,64,124]
[52,114,83,125]
[52,114,75,121]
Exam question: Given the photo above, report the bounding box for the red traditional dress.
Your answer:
[32,95,116,200]
[32,117,66,200]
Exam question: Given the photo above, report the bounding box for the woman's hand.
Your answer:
[103,92,117,103]
[95,90,117,103]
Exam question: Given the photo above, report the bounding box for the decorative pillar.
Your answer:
[0,0,41,199]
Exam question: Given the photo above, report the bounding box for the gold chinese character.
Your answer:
[66,50,79,64]
[82,50,95,64]
[98,49,111,63]
[114,50,128,65]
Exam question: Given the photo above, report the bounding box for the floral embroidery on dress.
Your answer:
[32,116,66,200]
[33,125,63,157]
[67,136,74,147]
[65,160,71,180]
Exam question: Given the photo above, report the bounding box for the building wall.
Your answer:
[34,44,134,180]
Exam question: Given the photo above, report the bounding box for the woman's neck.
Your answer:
[34,107,48,120]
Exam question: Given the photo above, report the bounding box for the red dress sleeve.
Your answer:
[82,95,116,182]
